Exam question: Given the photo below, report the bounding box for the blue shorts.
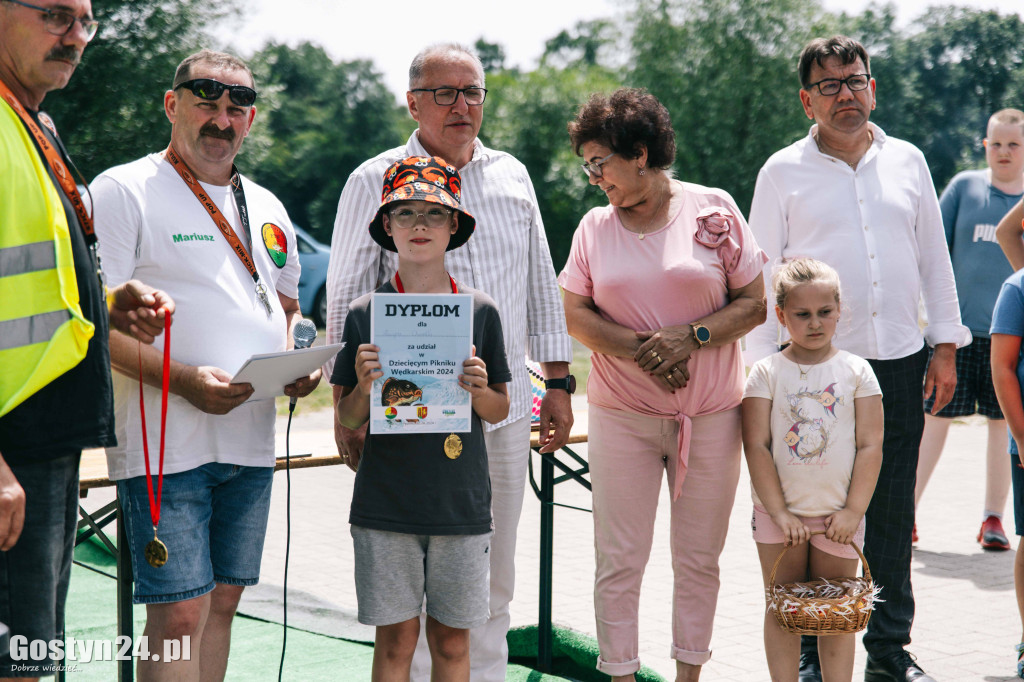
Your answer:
[0,452,79,678]
[923,339,1003,419]
[117,463,274,604]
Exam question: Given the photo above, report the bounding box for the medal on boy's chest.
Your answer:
[145,529,168,568]
[444,434,463,460]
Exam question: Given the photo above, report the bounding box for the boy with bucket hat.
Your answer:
[332,156,511,679]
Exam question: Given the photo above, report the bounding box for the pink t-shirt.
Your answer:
[559,181,767,496]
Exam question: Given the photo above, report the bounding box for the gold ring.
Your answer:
[650,349,658,357]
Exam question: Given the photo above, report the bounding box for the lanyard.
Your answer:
[0,78,94,241]
[164,145,273,316]
[394,272,458,294]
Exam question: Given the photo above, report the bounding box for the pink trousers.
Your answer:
[589,404,742,676]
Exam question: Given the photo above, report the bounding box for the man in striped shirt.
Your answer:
[324,42,574,681]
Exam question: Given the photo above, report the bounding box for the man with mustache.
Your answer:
[325,43,573,681]
[0,0,176,679]
[746,36,968,682]
[89,50,319,681]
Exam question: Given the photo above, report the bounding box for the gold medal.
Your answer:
[444,434,463,460]
[145,530,168,568]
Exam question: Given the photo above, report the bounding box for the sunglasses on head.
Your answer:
[174,78,257,107]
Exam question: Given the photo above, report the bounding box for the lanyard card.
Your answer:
[370,293,473,434]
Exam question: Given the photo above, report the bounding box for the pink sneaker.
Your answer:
[978,515,1011,551]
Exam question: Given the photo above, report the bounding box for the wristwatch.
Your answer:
[692,322,711,348]
[544,375,577,394]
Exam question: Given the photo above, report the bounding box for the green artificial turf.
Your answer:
[65,537,658,681]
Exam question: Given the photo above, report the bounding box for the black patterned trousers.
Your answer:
[861,344,928,656]
[802,344,928,660]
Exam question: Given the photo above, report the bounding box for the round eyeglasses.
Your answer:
[389,207,453,229]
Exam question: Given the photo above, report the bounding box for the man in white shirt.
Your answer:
[92,50,320,682]
[747,36,969,682]
[325,43,574,682]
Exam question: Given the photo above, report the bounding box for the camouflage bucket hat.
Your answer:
[368,156,476,252]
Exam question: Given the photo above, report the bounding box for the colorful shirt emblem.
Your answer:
[262,223,287,268]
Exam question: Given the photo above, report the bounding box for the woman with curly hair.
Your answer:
[558,87,768,681]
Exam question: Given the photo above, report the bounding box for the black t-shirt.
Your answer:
[332,282,511,535]
[0,112,114,462]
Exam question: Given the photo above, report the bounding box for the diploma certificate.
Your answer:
[370,293,473,434]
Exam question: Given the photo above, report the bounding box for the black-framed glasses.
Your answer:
[581,152,617,179]
[174,78,257,107]
[389,206,453,229]
[410,87,488,106]
[805,73,871,96]
[4,0,98,40]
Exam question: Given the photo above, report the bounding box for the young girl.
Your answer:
[742,258,884,682]
[332,156,511,681]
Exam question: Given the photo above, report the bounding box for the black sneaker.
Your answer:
[864,650,936,681]
[799,651,823,682]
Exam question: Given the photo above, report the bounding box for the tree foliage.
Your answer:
[475,39,508,75]
[482,63,622,270]
[37,0,1024,259]
[627,0,831,211]
[242,43,408,242]
[45,0,239,180]
[847,6,1024,188]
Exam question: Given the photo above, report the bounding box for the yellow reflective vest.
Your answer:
[0,97,93,418]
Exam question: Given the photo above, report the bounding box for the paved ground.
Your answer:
[82,404,1019,680]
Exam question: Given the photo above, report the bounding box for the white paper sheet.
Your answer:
[231,343,344,401]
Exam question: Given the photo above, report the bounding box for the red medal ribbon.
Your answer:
[394,272,458,294]
[138,317,172,528]
[0,77,94,237]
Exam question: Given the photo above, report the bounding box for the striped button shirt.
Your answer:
[325,131,572,430]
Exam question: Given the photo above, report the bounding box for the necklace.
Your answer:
[792,350,834,379]
[622,184,669,240]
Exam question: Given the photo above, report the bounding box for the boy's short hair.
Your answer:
[988,108,1024,137]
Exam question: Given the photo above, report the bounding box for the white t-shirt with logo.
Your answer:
[92,153,300,480]
[743,350,882,516]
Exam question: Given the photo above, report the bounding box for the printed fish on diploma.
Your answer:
[381,378,423,406]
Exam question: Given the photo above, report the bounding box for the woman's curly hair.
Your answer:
[568,87,676,169]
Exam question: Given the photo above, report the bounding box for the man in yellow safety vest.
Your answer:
[0,1,173,678]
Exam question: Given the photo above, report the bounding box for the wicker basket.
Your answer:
[766,531,878,636]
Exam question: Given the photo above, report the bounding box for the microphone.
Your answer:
[293,319,317,350]
[290,319,318,409]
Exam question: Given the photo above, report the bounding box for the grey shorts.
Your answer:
[350,526,491,629]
